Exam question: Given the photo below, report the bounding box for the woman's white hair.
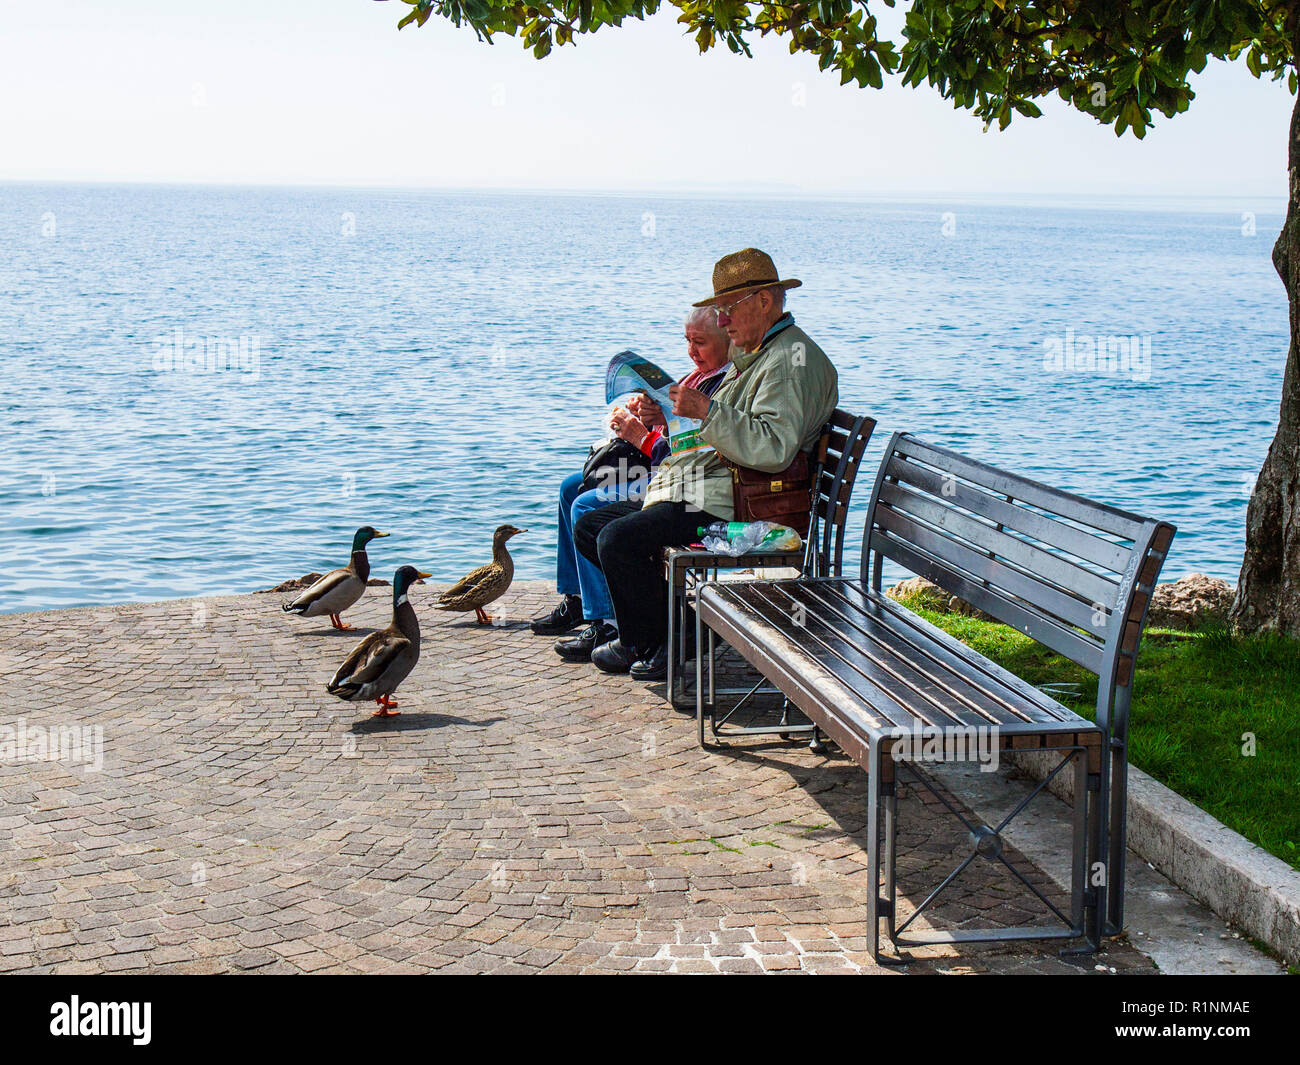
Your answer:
[684,305,728,336]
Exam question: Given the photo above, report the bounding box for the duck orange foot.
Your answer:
[371,695,400,718]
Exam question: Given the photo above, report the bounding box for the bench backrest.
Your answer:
[860,433,1175,698]
[803,409,876,578]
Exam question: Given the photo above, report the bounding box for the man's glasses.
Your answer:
[713,289,761,321]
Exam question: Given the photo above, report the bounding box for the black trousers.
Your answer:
[574,499,722,655]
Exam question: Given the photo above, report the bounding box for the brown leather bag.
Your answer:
[722,450,814,536]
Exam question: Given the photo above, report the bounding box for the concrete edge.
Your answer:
[0,581,565,620]
[1009,750,1300,967]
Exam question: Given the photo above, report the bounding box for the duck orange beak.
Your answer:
[414,570,432,584]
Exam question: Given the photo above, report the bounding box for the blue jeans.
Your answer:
[556,470,643,622]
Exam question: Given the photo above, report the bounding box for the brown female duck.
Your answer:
[435,524,525,624]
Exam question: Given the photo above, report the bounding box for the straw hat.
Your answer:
[692,248,802,307]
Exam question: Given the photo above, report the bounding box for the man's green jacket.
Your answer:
[643,317,839,520]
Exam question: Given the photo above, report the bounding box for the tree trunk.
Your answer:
[1231,89,1300,635]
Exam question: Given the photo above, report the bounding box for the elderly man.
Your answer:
[573,248,838,680]
[529,307,733,664]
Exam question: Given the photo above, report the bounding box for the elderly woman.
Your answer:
[530,308,733,662]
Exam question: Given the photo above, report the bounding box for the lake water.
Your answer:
[0,183,1287,612]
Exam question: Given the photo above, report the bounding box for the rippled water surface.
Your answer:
[0,184,1287,612]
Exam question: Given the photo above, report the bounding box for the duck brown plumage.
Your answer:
[435,524,526,624]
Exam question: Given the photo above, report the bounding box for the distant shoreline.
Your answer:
[0,178,1286,217]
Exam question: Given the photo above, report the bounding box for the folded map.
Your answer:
[605,349,714,457]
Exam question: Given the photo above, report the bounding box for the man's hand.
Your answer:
[669,384,710,421]
[609,407,649,449]
[626,392,667,428]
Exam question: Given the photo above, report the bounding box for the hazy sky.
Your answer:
[1,0,1292,198]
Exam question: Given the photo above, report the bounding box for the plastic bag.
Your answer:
[700,521,803,557]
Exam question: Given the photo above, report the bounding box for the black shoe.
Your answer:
[591,638,638,675]
[531,595,583,636]
[554,621,617,662]
[630,643,668,681]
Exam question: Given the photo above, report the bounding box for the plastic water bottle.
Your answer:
[698,522,798,553]
[698,522,750,539]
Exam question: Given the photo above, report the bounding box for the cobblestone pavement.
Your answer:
[0,581,1156,974]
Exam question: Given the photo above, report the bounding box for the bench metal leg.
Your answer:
[688,609,822,744]
[707,622,715,707]
[1091,750,1109,949]
[667,555,696,709]
[694,612,780,748]
[884,776,897,946]
[1056,749,1103,957]
[1062,759,1104,957]
[693,616,800,746]
[695,604,707,748]
[1105,684,1134,936]
[1108,743,1128,936]
[674,564,816,739]
[666,560,679,704]
[1070,746,1089,943]
[885,745,1095,955]
[866,738,882,962]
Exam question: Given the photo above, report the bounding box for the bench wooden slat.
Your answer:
[698,588,899,745]
[883,455,1133,573]
[831,582,1086,718]
[783,580,1076,727]
[877,479,1123,609]
[701,581,1098,742]
[741,583,994,730]
[724,584,952,732]
[872,505,1108,636]
[891,435,1149,541]
[774,587,1060,728]
[869,527,1107,672]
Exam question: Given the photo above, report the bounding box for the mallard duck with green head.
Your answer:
[283,525,389,630]
[327,565,431,717]
[435,523,526,624]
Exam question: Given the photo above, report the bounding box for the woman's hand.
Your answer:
[627,392,667,428]
[668,384,710,421]
[609,407,649,449]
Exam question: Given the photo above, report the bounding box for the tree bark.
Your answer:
[1231,89,1300,635]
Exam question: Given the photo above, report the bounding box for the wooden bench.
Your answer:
[695,432,1176,959]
